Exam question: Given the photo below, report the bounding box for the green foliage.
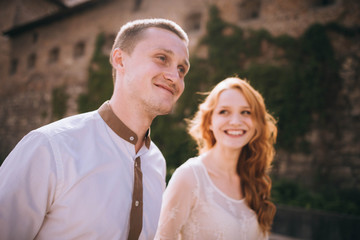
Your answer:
[151,115,197,177]
[272,179,360,216]
[150,57,208,174]
[191,6,341,151]
[78,33,113,113]
[325,22,360,37]
[52,85,69,120]
[153,5,348,175]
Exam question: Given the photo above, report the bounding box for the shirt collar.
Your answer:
[98,101,151,149]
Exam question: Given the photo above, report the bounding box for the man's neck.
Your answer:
[109,98,154,153]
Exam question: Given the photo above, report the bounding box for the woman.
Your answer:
[155,77,277,240]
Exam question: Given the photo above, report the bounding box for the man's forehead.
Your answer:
[145,26,186,41]
[135,28,189,66]
[141,27,187,46]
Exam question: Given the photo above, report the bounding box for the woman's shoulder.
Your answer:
[170,155,206,187]
[181,155,202,167]
[175,156,204,175]
[169,156,202,183]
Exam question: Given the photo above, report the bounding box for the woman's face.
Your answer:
[210,88,256,151]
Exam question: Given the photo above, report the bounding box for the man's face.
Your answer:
[118,27,190,117]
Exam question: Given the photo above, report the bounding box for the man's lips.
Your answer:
[154,83,175,95]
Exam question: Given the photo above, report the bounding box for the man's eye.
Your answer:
[178,66,185,74]
[157,55,166,62]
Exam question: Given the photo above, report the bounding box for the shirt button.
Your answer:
[130,136,134,141]
[135,200,139,207]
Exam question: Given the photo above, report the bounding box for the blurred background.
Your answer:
[0,0,359,239]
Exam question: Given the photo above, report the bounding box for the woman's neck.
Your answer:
[204,144,241,176]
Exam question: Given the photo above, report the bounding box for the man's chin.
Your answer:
[155,105,174,116]
[157,108,172,116]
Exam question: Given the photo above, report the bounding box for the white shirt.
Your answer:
[155,155,267,240]
[0,102,166,240]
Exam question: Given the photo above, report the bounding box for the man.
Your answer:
[0,18,190,240]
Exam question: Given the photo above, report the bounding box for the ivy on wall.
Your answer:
[78,33,113,113]
[52,85,69,120]
[186,6,342,151]
[272,178,360,216]
[152,6,346,173]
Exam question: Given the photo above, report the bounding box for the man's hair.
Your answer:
[110,18,189,81]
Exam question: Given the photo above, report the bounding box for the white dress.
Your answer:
[156,155,267,240]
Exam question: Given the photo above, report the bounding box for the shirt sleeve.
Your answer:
[155,163,198,240]
[0,131,59,239]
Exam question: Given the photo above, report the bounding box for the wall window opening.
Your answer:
[49,47,60,63]
[9,59,18,75]
[238,0,261,20]
[28,53,36,69]
[74,41,85,58]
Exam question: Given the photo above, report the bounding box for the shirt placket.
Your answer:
[128,156,143,240]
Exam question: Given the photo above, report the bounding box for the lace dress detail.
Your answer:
[155,155,267,240]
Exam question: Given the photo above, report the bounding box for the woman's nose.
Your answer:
[229,113,243,125]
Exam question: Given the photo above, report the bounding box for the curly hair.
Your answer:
[187,77,277,234]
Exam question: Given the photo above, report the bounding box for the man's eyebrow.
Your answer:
[155,48,190,68]
[183,59,190,69]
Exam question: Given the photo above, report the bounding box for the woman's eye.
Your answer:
[219,110,228,115]
[242,110,251,115]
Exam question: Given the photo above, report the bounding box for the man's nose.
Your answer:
[163,67,180,82]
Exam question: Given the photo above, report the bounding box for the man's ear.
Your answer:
[111,48,124,69]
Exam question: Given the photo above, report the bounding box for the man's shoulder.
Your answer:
[147,141,166,163]
[34,110,100,139]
